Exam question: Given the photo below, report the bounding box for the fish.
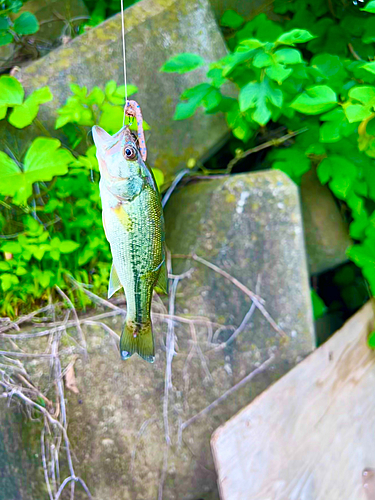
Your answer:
[92,124,167,363]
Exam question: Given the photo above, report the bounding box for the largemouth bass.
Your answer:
[92,124,167,363]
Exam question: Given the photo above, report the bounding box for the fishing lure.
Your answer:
[92,101,167,363]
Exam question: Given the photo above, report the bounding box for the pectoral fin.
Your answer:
[154,260,168,295]
[108,263,122,299]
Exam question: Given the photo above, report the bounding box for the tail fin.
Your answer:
[120,319,155,363]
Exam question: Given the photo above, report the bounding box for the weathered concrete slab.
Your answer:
[0,170,314,499]
[212,301,375,500]
[300,167,352,275]
[16,0,229,182]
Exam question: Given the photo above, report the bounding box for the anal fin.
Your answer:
[154,260,168,295]
[108,263,122,299]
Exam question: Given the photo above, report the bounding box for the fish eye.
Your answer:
[123,145,137,160]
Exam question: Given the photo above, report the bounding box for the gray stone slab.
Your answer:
[0,170,314,500]
[16,0,229,182]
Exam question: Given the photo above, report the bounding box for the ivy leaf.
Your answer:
[13,12,39,35]
[317,154,357,199]
[320,108,357,142]
[0,138,75,204]
[276,29,315,46]
[0,75,24,107]
[274,48,302,65]
[363,62,375,75]
[290,85,337,114]
[220,10,244,29]
[348,86,375,105]
[239,79,282,125]
[160,53,205,74]
[253,51,273,68]
[0,273,19,292]
[361,1,375,13]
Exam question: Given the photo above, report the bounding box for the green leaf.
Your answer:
[0,31,13,46]
[152,168,164,191]
[0,273,19,292]
[0,75,24,106]
[290,85,337,114]
[13,12,39,35]
[311,289,327,319]
[0,18,9,31]
[60,240,80,253]
[28,86,53,105]
[237,39,265,51]
[239,82,258,112]
[8,98,38,128]
[361,1,375,13]
[160,53,205,74]
[362,62,375,75]
[345,104,373,123]
[265,64,292,83]
[0,138,75,204]
[253,51,273,68]
[220,10,244,29]
[348,86,375,105]
[276,29,315,46]
[269,146,310,184]
[274,48,302,65]
[173,83,211,120]
[368,331,375,349]
[0,105,7,120]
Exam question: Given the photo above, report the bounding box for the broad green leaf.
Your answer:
[174,83,211,120]
[28,86,53,105]
[0,18,9,30]
[253,51,273,68]
[0,273,19,292]
[160,53,205,74]
[274,48,302,65]
[220,10,244,29]
[348,86,375,105]
[13,12,39,35]
[345,104,373,123]
[266,64,292,83]
[290,85,337,114]
[317,154,357,199]
[0,105,7,120]
[276,29,315,46]
[0,138,75,204]
[0,31,12,46]
[238,39,265,51]
[240,79,282,124]
[0,75,24,106]
[8,98,39,128]
[362,62,375,75]
[269,146,310,184]
[361,1,375,13]
[239,82,259,112]
[60,240,80,253]
[152,168,164,191]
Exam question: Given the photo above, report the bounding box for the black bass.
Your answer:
[92,124,167,363]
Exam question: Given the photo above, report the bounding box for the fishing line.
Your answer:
[120,0,128,127]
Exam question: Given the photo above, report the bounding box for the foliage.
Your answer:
[0,1,39,47]
[0,78,160,317]
[160,2,375,305]
[82,0,140,27]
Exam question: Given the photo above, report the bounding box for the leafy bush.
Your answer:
[0,77,162,317]
[0,1,39,47]
[160,0,375,303]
